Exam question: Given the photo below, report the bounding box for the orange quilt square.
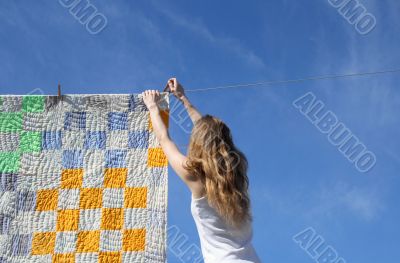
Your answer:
[123,229,146,251]
[53,253,75,263]
[61,169,83,189]
[104,168,127,188]
[149,110,169,131]
[124,187,147,208]
[99,252,122,263]
[76,231,100,252]
[80,188,103,209]
[147,148,168,167]
[32,232,56,255]
[56,209,80,231]
[101,208,123,230]
[36,189,58,211]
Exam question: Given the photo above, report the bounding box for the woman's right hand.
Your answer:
[165,77,185,99]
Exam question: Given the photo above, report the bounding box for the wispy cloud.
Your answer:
[150,1,266,70]
[311,181,384,221]
[258,181,384,222]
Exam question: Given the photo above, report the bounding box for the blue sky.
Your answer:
[0,0,399,262]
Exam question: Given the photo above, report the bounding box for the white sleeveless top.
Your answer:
[191,195,262,263]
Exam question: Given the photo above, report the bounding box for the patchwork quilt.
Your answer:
[0,94,170,262]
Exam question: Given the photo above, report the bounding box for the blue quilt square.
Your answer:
[108,112,128,130]
[0,215,12,234]
[10,234,32,256]
[16,190,36,212]
[64,112,86,130]
[105,150,127,168]
[42,131,62,150]
[84,131,106,149]
[0,173,17,191]
[128,131,149,149]
[129,95,147,112]
[62,150,84,168]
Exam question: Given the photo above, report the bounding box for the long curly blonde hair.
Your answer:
[183,114,252,228]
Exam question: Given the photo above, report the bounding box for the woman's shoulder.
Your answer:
[188,180,205,199]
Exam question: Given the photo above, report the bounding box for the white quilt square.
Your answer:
[103,188,124,208]
[86,112,108,131]
[34,211,56,232]
[76,252,99,262]
[126,149,147,167]
[11,212,35,233]
[128,111,148,131]
[148,132,161,148]
[55,231,77,253]
[126,163,148,187]
[58,189,80,209]
[37,150,62,175]
[62,131,86,149]
[100,230,122,252]
[20,153,40,174]
[34,172,61,190]
[79,209,101,230]
[106,130,128,149]
[123,252,144,262]
[124,208,147,229]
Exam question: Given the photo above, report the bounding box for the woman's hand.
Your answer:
[165,77,185,100]
[141,90,160,111]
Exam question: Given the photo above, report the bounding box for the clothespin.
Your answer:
[58,83,62,99]
[163,82,171,93]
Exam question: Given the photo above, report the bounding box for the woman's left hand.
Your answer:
[141,90,160,110]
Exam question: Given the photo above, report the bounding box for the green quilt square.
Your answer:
[0,152,21,173]
[0,112,23,132]
[22,96,44,112]
[20,131,42,152]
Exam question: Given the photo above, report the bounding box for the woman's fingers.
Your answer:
[142,89,161,99]
[166,78,176,92]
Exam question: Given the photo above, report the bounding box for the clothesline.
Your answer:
[171,68,400,148]
[181,68,400,92]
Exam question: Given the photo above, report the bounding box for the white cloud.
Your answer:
[314,181,384,221]
[149,1,266,70]
[257,181,384,222]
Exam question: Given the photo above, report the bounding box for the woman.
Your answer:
[141,78,261,263]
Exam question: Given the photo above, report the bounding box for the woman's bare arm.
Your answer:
[166,78,202,124]
[141,90,197,187]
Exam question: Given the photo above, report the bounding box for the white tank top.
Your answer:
[191,195,262,263]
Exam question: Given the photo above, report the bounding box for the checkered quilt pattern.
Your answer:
[0,94,169,262]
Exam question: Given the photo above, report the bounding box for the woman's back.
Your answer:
[191,195,261,263]
[142,81,261,262]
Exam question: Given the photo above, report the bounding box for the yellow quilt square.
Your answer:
[61,169,83,189]
[101,208,123,230]
[36,189,58,211]
[147,148,168,167]
[123,229,146,251]
[32,232,56,255]
[76,230,100,252]
[149,110,169,131]
[53,253,75,263]
[104,168,127,188]
[124,187,147,208]
[80,188,103,209]
[99,252,122,263]
[56,209,80,231]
